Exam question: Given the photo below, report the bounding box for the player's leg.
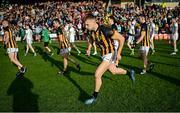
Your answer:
[85,60,110,105]
[150,34,155,54]
[140,47,152,74]
[25,44,29,56]
[127,37,134,55]
[71,42,81,55]
[170,34,178,55]
[108,63,135,81]
[28,43,36,56]
[8,52,23,69]
[66,51,81,71]
[44,42,53,56]
[63,54,68,71]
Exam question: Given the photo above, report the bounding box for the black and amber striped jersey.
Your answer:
[140,23,150,47]
[4,27,18,48]
[57,27,70,49]
[90,25,114,56]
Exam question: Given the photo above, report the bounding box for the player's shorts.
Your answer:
[60,48,69,55]
[171,33,178,41]
[7,48,19,53]
[128,36,134,44]
[111,49,118,64]
[26,39,32,44]
[44,42,49,47]
[114,40,119,50]
[101,53,116,63]
[139,46,149,56]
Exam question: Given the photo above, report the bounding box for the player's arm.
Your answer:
[136,31,145,44]
[58,34,64,42]
[86,35,94,56]
[111,30,125,56]
[57,28,64,45]
[4,31,9,45]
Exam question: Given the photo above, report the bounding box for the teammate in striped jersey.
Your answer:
[53,19,81,75]
[134,15,154,75]
[2,20,26,77]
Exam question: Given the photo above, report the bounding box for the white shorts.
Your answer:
[101,53,116,63]
[171,33,178,41]
[128,36,134,44]
[111,50,118,64]
[69,35,75,43]
[26,39,32,44]
[60,48,69,55]
[114,40,119,50]
[139,46,149,56]
[7,48,19,53]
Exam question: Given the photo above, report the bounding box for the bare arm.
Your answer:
[4,31,9,45]
[136,31,145,44]
[111,30,125,55]
[86,36,93,56]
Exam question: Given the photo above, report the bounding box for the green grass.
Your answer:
[0,40,180,112]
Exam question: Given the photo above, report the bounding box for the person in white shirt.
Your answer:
[35,25,42,42]
[77,22,83,40]
[149,18,156,54]
[127,20,135,55]
[64,23,70,40]
[68,22,81,55]
[24,24,36,56]
[170,18,178,55]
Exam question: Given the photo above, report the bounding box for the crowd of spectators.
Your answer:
[0,0,179,41]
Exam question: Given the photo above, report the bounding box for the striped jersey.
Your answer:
[4,27,18,48]
[57,27,70,49]
[90,25,114,56]
[140,23,150,47]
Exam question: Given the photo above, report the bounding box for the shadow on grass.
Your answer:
[158,54,180,60]
[35,46,93,103]
[64,75,90,103]
[76,45,101,60]
[35,46,63,70]
[70,51,98,66]
[7,77,39,112]
[120,63,180,86]
[150,60,180,68]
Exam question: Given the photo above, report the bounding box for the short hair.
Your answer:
[108,15,117,23]
[85,13,96,21]
[53,18,60,23]
[108,15,115,21]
